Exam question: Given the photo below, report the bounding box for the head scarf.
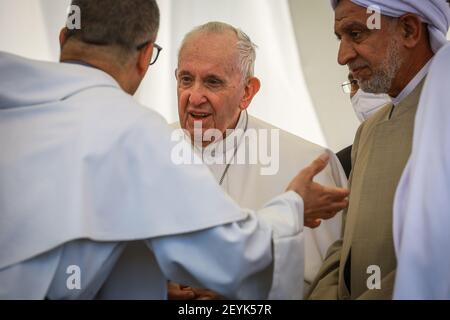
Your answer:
[331,0,450,52]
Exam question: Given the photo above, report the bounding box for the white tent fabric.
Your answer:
[0,0,327,147]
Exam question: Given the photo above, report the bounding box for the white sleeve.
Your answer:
[148,191,304,300]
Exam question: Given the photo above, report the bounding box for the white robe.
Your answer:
[173,111,347,295]
[0,52,306,299]
[393,43,450,299]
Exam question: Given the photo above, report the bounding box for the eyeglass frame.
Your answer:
[136,41,163,66]
[341,79,358,94]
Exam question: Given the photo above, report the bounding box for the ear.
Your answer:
[239,77,261,111]
[397,13,423,49]
[136,42,154,77]
[59,27,68,49]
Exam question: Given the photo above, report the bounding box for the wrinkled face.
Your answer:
[177,31,246,145]
[335,0,404,94]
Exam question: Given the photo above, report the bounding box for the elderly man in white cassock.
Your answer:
[0,0,350,299]
[393,40,450,300]
[169,22,348,299]
[307,0,450,299]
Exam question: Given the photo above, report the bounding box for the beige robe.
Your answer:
[308,80,425,300]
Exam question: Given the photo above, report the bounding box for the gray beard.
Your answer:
[358,39,403,94]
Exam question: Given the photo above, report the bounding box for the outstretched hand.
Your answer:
[287,153,349,228]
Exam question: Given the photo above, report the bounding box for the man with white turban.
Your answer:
[308,0,450,299]
[394,41,450,300]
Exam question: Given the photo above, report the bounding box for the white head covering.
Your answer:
[330,0,450,53]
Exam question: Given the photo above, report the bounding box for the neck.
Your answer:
[60,48,135,94]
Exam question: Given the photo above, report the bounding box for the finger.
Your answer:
[305,219,322,229]
[192,288,223,300]
[180,285,193,290]
[312,202,348,220]
[320,210,341,220]
[308,210,336,220]
[320,201,349,214]
[302,153,330,181]
[330,199,349,211]
[320,203,348,220]
[168,288,196,300]
[321,186,350,199]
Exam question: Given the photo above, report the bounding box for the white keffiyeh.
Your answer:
[330,0,450,52]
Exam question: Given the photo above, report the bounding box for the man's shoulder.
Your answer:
[75,89,171,149]
[355,103,393,138]
[367,103,392,124]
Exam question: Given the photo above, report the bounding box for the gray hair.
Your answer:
[179,21,258,80]
[66,0,160,51]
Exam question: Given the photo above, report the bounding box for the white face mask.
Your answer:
[351,89,391,122]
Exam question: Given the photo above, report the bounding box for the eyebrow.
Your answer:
[335,21,369,39]
[176,70,226,84]
[177,70,191,76]
[205,74,224,80]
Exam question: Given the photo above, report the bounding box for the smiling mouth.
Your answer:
[189,112,211,120]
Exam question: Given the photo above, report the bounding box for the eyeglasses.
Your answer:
[136,41,163,66]
[341,79,358,94]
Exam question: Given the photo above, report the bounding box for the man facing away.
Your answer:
[308,0,450,299]
[0,0,349,299]
[170,21,348,299]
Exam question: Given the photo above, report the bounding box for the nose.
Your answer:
[187,83,207,106]
[338,39,357,66]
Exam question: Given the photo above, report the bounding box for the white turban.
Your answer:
[330,0,450,53]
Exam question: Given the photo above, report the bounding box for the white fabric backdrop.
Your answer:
[2,1,448,148]
[0,0,327,146]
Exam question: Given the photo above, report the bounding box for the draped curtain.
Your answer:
[1,1,450,147]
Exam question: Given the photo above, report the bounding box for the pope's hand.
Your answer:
[167,282,196,300]
[191,287,225,300]
[167,282,224,300]
[287,153,349,229]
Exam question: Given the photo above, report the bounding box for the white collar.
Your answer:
[391,59,432,106]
